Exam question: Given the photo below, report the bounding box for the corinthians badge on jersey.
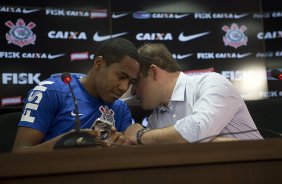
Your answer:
[99,105,115,126]
[5,19,36,47]
[222,23,248,49]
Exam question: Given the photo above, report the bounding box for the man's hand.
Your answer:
[105,127,131,146]
[124,123,144,144]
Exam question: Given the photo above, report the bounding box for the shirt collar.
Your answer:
[170,72,187,102]
[158,72,187,112]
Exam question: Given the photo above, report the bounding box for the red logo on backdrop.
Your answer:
[70,52,89,61]
[184,67,214,76]
[5,19,36,47]
[222,23,247,49]
[90,10,108,19]
[1,96,22,106]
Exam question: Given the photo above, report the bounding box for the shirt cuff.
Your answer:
[174,119,202,143]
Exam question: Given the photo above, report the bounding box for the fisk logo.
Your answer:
[197,52,252,59]
[221,70,266,81]
[194,13,248,19]
[0,51,65,59]
[133,12,189,19]
[2,73,41,84]
[46,9,107,19]
[20,80,54,123]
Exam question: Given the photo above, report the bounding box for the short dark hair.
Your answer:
[94,38,139,66]
[138,43,180,77]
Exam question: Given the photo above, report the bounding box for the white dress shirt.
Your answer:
[147,72,263,142]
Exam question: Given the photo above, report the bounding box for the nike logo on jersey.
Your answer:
[71,111,83,116]
[93,32,128,42]
[178,32,210,42]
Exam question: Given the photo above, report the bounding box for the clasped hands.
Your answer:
[81,123,238,147]
[80,127,132,147]
[81,123,146,147]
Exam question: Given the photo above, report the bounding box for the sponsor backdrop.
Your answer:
[0,0,282,112]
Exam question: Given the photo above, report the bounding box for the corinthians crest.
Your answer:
[222,23,247,49]
[5,19,36,47]
[99,105,115,126]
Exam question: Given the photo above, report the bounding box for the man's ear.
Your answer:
[149,64,159,80]
[93,56,104,69]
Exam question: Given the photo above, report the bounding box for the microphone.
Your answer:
[54,72,102,149]
[270,69,282,80]
[61,72,80,132]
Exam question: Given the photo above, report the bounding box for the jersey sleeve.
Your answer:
[18,80,63,135]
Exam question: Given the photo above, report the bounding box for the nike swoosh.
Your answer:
[174,14,189,19]
[48,53,65,59]
[71,111,83,116]
[112,13,128,19]
[237,52,252,58]
[93,32,128,42]
[176,53,193,59]
[234,13,248,19]
[22,8,40,14]
[178,32,210,42]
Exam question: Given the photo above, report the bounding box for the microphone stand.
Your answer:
[54,73,104,149]
[68,81,80,133]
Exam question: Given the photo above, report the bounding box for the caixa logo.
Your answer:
[136,33,173,41]
[257,31,282,40]
[2,73,41,84]
[48,31,87,40]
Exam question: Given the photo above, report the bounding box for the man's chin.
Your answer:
[102,97,117,104]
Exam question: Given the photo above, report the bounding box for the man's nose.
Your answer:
[118,81,129,93]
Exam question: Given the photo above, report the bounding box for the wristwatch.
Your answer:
[136,128,150,144]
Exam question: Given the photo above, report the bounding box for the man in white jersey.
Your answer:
[124,43,263,144]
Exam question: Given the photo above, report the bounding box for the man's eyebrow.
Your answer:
[118,71,131,79]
